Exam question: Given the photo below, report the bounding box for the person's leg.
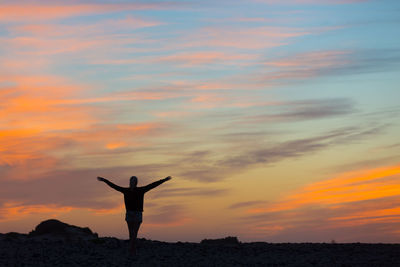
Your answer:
[133,221,141,253]
[127,221,135,255]
[127,221,141,255]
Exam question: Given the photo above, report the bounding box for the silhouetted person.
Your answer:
[97,175,171,256]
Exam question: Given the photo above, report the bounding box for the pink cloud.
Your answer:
[260,50,353,82]
[2,34,150,57]
[255,0,367,4]
[111,15,163,30]
[2,7,163,62]
[158,51,257,66]
[3,36,101,56]
[12,15,161,37]
[264,50,351,68]
[153,111,192,118]
[58,122,168,152]
[182,26,309,49]
[0,2,175,21]
[190,94,225,103]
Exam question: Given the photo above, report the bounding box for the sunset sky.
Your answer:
[1,0,400,243]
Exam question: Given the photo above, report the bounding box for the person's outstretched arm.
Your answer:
[97,177,125,193]
[143,176,171,192]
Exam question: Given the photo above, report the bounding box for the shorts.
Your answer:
[125,210,143,223]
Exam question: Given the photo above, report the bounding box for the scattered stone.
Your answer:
[201,236,240,245]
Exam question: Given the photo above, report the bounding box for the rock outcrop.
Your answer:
[29,219,98,240]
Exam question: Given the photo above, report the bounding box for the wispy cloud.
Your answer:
[145,204,192,227]
[260,50,352,83]
[152,187,229,199]
[0,202,74,221]
[255,0,368,5]
[259,49,400,83]
[181,26,309,50]
[157,51,257,66]
[11,16,162,37]
[218,126,382,170]
[0,166,142,214]
[242,98,355,123]
[174,124,385,182]
[249,165,400,213]
[0,121,170,180]
[229,200,268,209]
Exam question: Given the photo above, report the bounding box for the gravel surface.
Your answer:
[1,234,399,266]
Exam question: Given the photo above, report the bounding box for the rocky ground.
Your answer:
[1,219,399,266]
[1,234,400,266]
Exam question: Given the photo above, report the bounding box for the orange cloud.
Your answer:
[106,90,183,102]
[190,94,224,103]
[88,205,125,215]
[144,204,192,227]
[0,120,168,180]
[0,75,120,171]
[0,202,74,222]
[146,217,192,227]
[242,164,400,241]
[189,93,229,109]
[0,202,126,222]
[249,165,400,214]
[0,130,59,167]
[0,75,97,132]
[0,75,95,170]
[60,122,169,156]
[153,111,192,118]
[0,74,86,98]
[329,207,400,223]
[0,71,179,177]
[106,142,128,150]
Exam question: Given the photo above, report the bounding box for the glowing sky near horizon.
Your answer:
[1,0,400,242]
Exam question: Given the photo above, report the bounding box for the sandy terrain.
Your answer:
[1,234,399,266]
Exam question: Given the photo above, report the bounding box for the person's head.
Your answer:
[130,176,138,188]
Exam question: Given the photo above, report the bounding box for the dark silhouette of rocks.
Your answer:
[201,236,240,245]
[0,232,27,241]
[1,219,400,266]
[28,219,98,240]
